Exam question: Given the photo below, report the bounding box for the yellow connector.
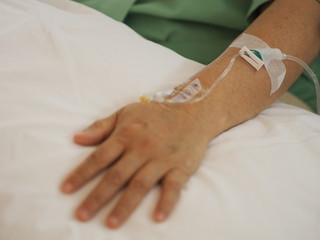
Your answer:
[140,95,150,103]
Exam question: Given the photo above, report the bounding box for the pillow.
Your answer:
[1,0,320,239]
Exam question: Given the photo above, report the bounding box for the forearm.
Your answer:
[186,0,320,138]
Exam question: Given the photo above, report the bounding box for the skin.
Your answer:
[61,0,320,229]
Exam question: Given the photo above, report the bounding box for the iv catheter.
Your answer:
[140,34,320,114]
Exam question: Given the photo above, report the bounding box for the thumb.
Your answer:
[74,113,118,146]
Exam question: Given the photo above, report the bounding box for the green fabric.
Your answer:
[289,57,320,112]
[72,0,136,21]
[247,0,270,21]
[125,0,265,62]
[72,0,320,112]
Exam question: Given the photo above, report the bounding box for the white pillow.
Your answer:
[1,0,320,239]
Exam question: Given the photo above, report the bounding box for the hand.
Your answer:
[61,101,221,228]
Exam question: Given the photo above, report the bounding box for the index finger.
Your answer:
[61,139,124,193]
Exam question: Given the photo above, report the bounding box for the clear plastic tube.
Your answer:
[188,53,241,103]
[187,53,320,114]
[143,50,320,115]
[283,54,320,114]
[141,53,240,104]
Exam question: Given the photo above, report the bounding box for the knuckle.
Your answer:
[89,150,105,168]
[74,167,87,182]
[114,202,131,216]
[120,120,147,138]
[178,162,194,176]
[131,177,149,193]
[106,169,124,186]
[160,198,175,211]
[91,119,105,130]
[120,125,137,138]
[165,179,182,192]
[87,192,104,208]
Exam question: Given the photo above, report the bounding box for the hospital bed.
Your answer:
[0,0,320,239]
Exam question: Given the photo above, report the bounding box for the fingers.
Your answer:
[61,139,124,194]
[153,169,189,223]
[74,113,118,146]
[75,153,145,222]
[64,101,202,228]
[106,161,167,229]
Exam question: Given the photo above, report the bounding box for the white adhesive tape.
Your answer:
[230,33,286,95]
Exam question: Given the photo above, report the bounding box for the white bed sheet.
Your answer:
[0,0,320,239]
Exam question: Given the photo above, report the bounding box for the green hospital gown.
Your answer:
[72,0,320,111]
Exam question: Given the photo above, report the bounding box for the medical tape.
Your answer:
[141,33,319,114]
[230,33,286,95]
[140,78,203,103]
[239,46,264,70]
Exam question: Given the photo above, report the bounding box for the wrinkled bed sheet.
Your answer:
[0,0,320,239]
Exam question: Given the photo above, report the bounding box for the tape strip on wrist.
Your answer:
[230,33,286,95]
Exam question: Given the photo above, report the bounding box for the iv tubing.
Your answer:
[191,52,320,114]
[283,54,320,114]
[189,53,240,103]
[153,49,320,115]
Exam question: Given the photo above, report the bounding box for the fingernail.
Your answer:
[73,131,94,143]
[75,132,87,137]
[62,182,73,193]
[75,131,96,139]
[155,211,166,222]
[77,208,90,221]
[107,216,120,228]
[75,127,92,136]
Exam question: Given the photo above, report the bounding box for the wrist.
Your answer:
[185,47,272,134]
[161,98,229,142]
